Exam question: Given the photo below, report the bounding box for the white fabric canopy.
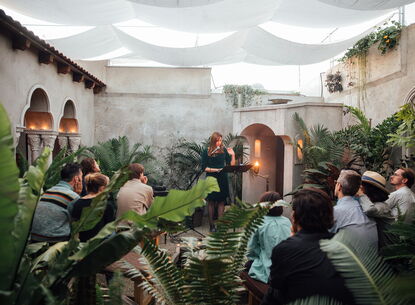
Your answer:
[49,25,371,66]
[1,0,404,30]
[318,0,414,10]
[125,0,224,7]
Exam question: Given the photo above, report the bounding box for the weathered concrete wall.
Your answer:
[0,35,96,146]
[94,67,233,155]
[324,24,415,126]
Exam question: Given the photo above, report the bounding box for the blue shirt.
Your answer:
[247,215,291,283]
[331,196,378,248]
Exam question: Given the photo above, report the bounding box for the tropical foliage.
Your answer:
[334,106,400,175]
[122,200,270,305]
[293,112,343,169]
[320,230,411,305]
[0,103,221,305]
[85,136,154,178]
[387,102,415,149]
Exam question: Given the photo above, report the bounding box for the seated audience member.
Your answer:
[358,171,395,249]
[80,157,101,196]
[247,191,291,284]
[331,169,378,248]
[386,167,415,221]
[31,163,82,242]
[261,188,355,305]
[116,163,154,219]
[71,173,115,242]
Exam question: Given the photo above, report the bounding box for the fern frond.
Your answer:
[320,230,408,305]
[287,295,343,305]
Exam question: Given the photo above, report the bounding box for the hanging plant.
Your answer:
[340,21,402,62]
[325,71,343,93]
[223,84,266,108]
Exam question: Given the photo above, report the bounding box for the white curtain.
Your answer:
[49,25,371,65]
[318,0,414,10]
[1,0,399,30]
[125,0,224,7]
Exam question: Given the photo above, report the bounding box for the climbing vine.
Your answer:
[223,84,266,108]
[340,21,402,62]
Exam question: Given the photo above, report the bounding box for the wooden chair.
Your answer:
[240,271,269,305]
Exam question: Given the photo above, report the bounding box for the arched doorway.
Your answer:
[240,123,293,203]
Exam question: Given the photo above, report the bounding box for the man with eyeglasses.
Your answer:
[386,168,415,221]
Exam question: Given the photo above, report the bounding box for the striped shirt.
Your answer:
[31,181,79,242]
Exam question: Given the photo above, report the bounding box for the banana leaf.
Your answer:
[0,103,20,291]
[143,176,219,224]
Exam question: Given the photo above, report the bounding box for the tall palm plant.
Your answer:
[293,112,343,169]
[86,136,154,177]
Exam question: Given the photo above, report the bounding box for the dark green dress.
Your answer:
[201,148,232,203]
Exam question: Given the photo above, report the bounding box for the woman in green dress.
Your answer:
[201,131,235,232]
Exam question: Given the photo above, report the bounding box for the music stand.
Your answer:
[220,164,253,173]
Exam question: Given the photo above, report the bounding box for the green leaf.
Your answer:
[0,103,20,291]
[143,177,219,223]
[320,230,406,305]
[69,228,143,277]
[287,295,342,305]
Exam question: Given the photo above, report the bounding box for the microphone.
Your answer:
[211,146,220,154]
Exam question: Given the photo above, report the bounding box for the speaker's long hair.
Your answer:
[208,131,224,156]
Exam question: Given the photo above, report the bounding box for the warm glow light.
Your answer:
[253,161,260,174]
[70,129,76,133]
[59,128,64,132]
[254,139,261,158]
[41,125,48,130]
[297,139,303,161]
[29,125,35,130]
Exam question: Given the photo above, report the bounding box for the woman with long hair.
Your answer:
[80,157,100,196]
[71,173,115,242]
[201,131,235,232]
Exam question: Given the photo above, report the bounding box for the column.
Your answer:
[27,134,41,163]
[68,136,81,153]
[58,135,68,149]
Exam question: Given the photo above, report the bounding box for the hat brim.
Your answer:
[362,180,389,194]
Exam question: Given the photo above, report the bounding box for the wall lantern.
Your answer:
[254,139,261,158]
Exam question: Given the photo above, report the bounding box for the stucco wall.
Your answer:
[0,34,96,146]
[324,24,415,126]
[94,67,233,155]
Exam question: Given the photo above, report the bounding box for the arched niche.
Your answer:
[58,100,79,133]
[240,123,293,203]
[23,88,53,131]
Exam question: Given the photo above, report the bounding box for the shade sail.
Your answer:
[48,25,372,65]
[1,0,404,30]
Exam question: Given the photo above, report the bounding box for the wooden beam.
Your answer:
[93,86,103,94]
[57,62,71,74]
[72,72,84,83]
[85,79,96,89]
[38,51,54,64]
[12,35,31,50]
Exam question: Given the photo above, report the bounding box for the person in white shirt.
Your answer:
[386,168,415,221]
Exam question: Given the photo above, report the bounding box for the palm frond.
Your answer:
[287,295,343,305]
[320,230,408,305]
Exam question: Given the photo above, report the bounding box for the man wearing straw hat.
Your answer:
[386,168,415,221]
